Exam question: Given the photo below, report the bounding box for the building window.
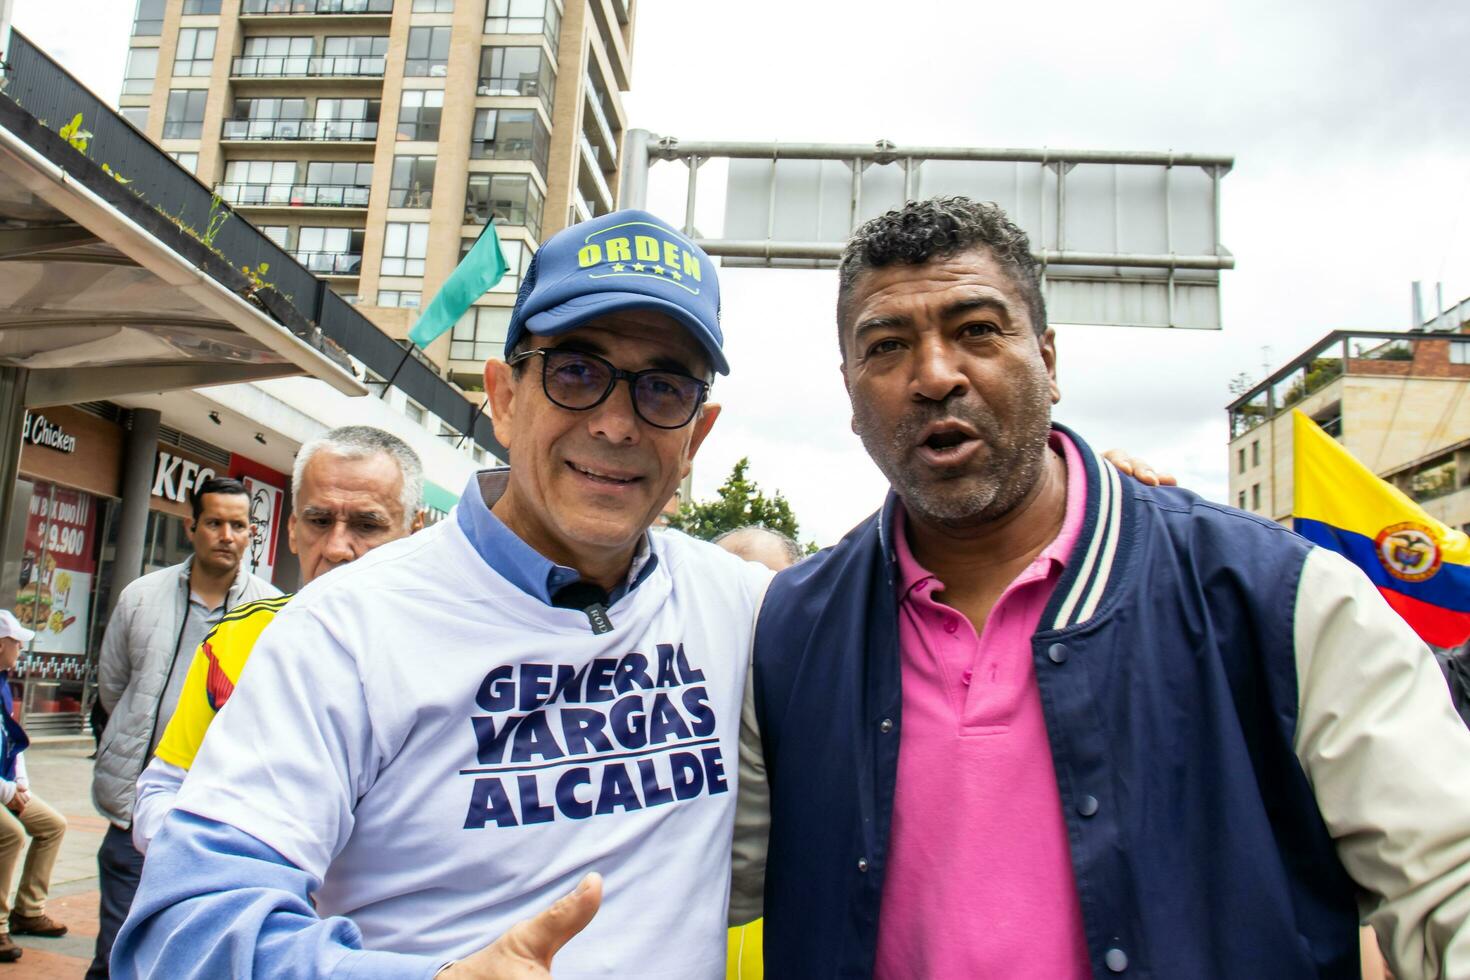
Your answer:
[451,307,512,362]
[237,35,312,77]
[260,225,290,248]
[389,156,436,208]
[381,222,429,276]
[163,89,209,139]
[1452,340,1470,365]
[485,0,560,54]
[1236,447,1245,474]
[460,236,526,293]
[322,35,388,75]
[396,90,444,141]
[464,174,543,239]
[405,399,426,425]
[1407,455,1458,502]
[120,107,150,130]
[173,28,217,77]
[377,290,422,308]
[132,0,165,36]
[224,97,308,139]
[122,47,159,96]
[219,160,296,204]
[303,161,373,206]
[405,26,452,77]
[413,0,454,9]
[478,46,555,110]
[1238,491,1246,510]
[295,227,365,275]
[1251,483,1261,511]
[182,0,222,13]
[169,151,199,174]
[1251,439,1260,467]
[470,108,549,175]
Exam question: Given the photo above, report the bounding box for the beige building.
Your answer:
[118,0,634,393]
[1227,302,1470,532]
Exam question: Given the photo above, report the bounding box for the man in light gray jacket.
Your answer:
[88,477,277,979]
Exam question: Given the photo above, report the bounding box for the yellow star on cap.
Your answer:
[670,269,683,281]
[652,265,665,275]
[611,262,626,271]
[632,262,646,271]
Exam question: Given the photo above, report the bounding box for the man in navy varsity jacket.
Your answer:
[746,197,1470,978]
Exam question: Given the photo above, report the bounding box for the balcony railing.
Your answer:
[231,55,386,78]
[216,182,370,207]
[477,75,546,101]
[241,0,392,14]
[221,118,379,141]
[470,136,534,161]
[291,250,363,274]
[578,135,612,210]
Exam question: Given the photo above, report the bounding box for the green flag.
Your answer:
[407,221,508,348]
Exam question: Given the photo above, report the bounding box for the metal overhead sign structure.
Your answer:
[619,131,1234,331]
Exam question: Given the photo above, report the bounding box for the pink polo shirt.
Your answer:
[873,431,1091,979]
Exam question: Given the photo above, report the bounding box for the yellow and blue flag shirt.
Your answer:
[153,594,293,771]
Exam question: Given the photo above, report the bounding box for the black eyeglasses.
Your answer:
[508,347,711,430]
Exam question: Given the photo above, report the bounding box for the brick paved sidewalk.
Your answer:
[1,741,104,978]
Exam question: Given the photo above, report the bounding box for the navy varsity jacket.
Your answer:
[748,425,1470,979]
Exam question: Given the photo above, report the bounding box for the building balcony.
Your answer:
[291,250,362,275]
[230,55,386,78]
[578,135,613,213]
[216,182,370,208]
[240,0,392,15]
[221,119,378,141]
[1228,329,1470,440]
[582,81,617,167]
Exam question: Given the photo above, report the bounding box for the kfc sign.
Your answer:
[151,450,217,503]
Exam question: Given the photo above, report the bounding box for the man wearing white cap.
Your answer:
[0,609,68,963]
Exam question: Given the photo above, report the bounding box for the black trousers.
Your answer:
[86,823,143,980]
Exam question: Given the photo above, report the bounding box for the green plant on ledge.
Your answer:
[241,262,275,296]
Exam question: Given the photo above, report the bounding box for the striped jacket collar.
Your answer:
[875,422,1131,634]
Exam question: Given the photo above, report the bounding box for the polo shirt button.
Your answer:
[857,857,869,873]
[1078,794,1099,817]
[879,718,894,734]
[1048,642,1069,664]
[1105,947,1128,972]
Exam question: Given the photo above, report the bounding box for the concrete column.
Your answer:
[0,367,29,568]
[109,407,161,609]
[619,128,649,209]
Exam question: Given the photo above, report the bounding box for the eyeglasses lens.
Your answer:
[633,373,703,427]
[544,352,611,408]
[541,350,702,428]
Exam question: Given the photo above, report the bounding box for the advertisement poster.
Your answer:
[14,483,97,655]
[240,474,284,583]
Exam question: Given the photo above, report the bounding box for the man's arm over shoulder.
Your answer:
[1293,546,1470,979]
[729,563,773,927]
[112,810,438,980]
[112,600,391,977]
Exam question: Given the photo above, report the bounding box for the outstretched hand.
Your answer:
[1103,449,1178,487]
[438,873,603,979]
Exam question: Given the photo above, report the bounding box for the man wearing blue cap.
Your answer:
[111,211,772,980]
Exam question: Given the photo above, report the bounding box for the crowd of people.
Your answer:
[1,198,1466,978]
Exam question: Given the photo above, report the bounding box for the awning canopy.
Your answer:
[0,113,364,408]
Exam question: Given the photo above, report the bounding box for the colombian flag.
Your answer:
[1292,410,1470,647]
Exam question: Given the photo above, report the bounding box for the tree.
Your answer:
[666,458,812,550]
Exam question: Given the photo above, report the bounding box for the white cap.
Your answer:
[0,609,36,644]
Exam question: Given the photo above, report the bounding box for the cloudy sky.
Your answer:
[12,0,1469,545]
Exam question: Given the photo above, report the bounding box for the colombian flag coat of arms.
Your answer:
[1292,410,1470,648]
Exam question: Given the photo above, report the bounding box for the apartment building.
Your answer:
[119,0,635,391]
[1227,298,1470,532]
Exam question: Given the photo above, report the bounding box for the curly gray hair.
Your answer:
[835,196,1047,355]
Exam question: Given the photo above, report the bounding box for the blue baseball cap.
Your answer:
[506,210,728,375]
